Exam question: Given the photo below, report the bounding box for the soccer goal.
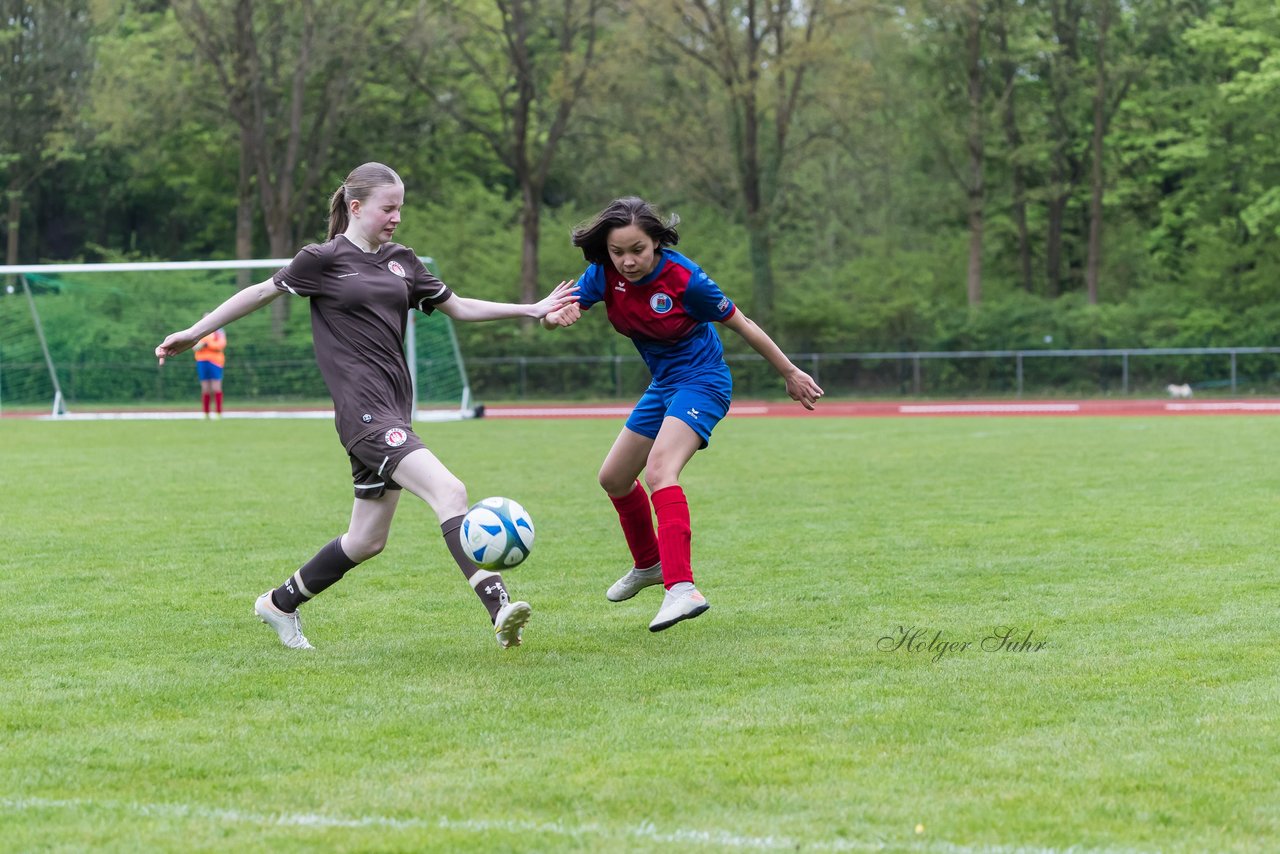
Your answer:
[0,258,479,421]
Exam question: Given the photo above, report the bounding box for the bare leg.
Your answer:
[389,448,526,641]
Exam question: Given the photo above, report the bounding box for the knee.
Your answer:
[642,469,675,494]
[598,466,634,498]
[342,534,386,563]
[437,475,469,519]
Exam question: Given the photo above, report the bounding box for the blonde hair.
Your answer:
[327,162,402,239]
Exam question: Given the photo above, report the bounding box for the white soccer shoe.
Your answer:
[494,600,532,649]
[254,591,314,650]
[648,582,710,632]
[606,562,664,602]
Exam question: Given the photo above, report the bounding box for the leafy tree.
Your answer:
[625,0,848,326]
[170,0,387,327]
[400,0,606,316]
[0,0,93,265]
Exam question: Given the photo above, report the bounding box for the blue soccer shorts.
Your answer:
[625,382,731,449]
[196,361,223,381]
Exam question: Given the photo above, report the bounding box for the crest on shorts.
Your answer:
[388,260,406,278]
[384,427,408,447]
[649,292,673,314]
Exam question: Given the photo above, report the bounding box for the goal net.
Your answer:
[0,259,477,420]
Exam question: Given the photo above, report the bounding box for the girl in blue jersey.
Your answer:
[542,197,823,632]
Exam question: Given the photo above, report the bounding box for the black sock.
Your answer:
[271,537,358,612]
[442,515,509,623]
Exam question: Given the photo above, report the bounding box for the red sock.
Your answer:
[215,391,223,414]
[609,481,661,569]
[651,485,692,588]
[201,392,211,414]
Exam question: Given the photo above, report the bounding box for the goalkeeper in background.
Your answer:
[192,316,226,419]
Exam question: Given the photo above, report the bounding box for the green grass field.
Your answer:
[2,414,1278,852]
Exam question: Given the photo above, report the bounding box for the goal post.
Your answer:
[0,258,479,421]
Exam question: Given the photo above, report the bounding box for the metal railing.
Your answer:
[4,346,1279,408]
[465,346,1280,399]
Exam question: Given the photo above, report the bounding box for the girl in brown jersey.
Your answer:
[156,162,577,650]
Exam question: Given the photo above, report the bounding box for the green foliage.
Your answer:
[6,1,1280,368]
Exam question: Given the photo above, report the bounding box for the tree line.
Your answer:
[4,0,1279,361]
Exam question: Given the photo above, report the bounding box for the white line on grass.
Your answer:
[0,796,1148,854]
[899,403,1082,414]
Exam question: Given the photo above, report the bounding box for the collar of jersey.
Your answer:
[339,233,387,255]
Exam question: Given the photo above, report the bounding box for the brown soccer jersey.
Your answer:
[273,236,453,448]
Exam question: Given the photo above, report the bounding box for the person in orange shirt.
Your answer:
[193,318,226,418]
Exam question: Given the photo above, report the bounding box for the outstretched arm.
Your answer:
[155,279,281,364]
[541,290,581,330]
[721,311,824,410]
[436,280,578,323]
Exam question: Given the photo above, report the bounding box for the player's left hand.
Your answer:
[786,369,824,411]
[155,329,199,365]
[533,280,579,319]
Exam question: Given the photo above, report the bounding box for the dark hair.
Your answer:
[327,162,402,239]
[570,197,680,265]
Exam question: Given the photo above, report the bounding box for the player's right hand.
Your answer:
[543,300,581,328]
[155,330,198,365]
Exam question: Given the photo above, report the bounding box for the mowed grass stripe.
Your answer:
[1,416,1277,852]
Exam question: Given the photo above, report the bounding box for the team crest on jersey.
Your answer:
[384,427,408,447]
[649,292,674,314]
[388,260,406,278]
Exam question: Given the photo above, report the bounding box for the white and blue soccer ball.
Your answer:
[461,497,535,569]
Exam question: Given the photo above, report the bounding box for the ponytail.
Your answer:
[327,185,349,239]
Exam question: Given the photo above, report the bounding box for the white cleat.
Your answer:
[494,600,532,649]
[606,562,663,602]
[649,582,710,632]
[254,591,314,649]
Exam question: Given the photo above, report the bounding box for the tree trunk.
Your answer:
[995,0,1032,292]
[745,211,775,326]
[967,202,984,307]
[739,89,775,325]
[1046,194,1066,298]
[5,183,19,267]
[519,183,540,330]
[1085,4,1111,305]
[235,127,255,289]
[1011,150,1033,293]
[965,0,984,307]
[267,223,294,337]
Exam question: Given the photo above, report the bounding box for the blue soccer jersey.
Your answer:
[576,249,737,387]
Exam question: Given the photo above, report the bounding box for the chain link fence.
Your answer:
[463,347,1280,400]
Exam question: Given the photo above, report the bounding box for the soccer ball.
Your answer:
[461,497,535,569]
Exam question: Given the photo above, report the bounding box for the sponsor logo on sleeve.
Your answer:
[717,297,730,313]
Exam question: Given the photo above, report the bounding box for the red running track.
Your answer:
[483,399,1280,419]
[6,398,1280,420]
